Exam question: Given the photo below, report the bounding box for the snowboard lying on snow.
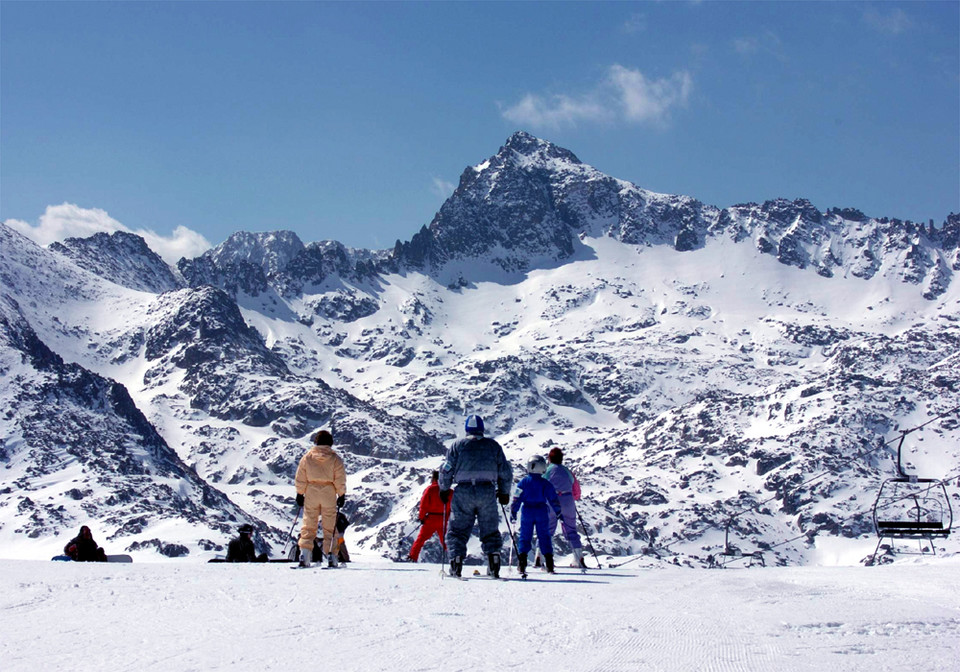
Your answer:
[207,558,295,563]
[51,554,133,563]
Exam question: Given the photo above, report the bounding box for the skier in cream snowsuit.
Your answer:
[439,415,513,578]
[295,430,346,568]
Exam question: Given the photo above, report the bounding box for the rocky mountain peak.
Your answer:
[210,230,305,276]
[49,230,183,294]
[500,130,583,166]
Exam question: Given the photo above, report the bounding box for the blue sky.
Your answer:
[2,1,958,261]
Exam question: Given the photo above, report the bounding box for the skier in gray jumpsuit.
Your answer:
[439,415,513,578]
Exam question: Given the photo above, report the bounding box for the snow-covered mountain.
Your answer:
[2,132,958,566]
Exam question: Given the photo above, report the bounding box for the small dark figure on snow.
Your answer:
[226,524,268,563]
[440,414,513,578]
[511,455,562,575]
[64,525,107,562]
[408,470,451,562]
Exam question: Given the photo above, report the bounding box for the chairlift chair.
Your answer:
[871,433,953,562]
[715,523,765,568]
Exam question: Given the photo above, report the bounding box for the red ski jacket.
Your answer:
[418,482,451,520]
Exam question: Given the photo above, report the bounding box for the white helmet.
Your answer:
[527,455,547,474]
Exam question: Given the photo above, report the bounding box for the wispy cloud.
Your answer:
[501,92,613,130]
[733,37,761,55]
[431,177,457,200]
[609,65,693,126]
[501,65,693,131]
[6,203,211,266]
[732,31,785,60]
[622,13,647,34]
[863,6,913,34]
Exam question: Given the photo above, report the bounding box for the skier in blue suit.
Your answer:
[510,455,562,575]
[439,414,513,578]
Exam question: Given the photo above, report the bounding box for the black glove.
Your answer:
[336,494,345,508]
[438,489,450,504]
[295,493,304,507]
[497,492,510,506]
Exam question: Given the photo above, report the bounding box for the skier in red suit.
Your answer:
[408,470,451,562]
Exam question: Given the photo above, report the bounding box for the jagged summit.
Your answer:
[500,130,583,165]
[208,230,305,275]
[49,230,183,294]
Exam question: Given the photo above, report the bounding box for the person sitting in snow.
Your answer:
[510,455,563,575]
[63,525,107,562]
[407,470,451,562]
[544,447,587,568]
[295,429,347,568]
[226,523,268,562]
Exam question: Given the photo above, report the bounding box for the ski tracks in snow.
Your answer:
[2,559,959,671]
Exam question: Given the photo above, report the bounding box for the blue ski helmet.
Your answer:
[465,415,485,436]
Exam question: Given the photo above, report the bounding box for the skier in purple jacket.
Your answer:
[545,447,586,568]
[510,455,562,575]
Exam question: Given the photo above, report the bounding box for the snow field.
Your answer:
[2,557,958,671]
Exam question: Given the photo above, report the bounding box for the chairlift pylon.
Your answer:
[870,433,952,564]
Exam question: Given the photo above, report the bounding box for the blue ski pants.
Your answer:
[517,503,554,556]
[445,483,502,559]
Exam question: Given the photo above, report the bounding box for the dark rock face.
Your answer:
[50,231,183,293]
[178,231,385,298]
[0,292,250,551]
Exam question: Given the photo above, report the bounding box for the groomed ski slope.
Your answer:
[3,556,958,671]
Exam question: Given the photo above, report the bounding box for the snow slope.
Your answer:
[2,132,958,567]
[2,556,958,671]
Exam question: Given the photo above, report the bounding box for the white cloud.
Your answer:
[608,65,693,126]
[733,37,760,55]
[501,92,612,130]
[732,31,785,60]
[622,13,647,34]
[431,177,457,200]
[863,7,912,35]
[5,203,211,266]
[501,65,692,131]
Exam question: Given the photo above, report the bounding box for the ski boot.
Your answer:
[298,547,312,568]
[534,553,542,568]
[517,552,528,578]
[327,552,339,568]
[450,555,463,578]
[545,553,555,574]
[487,552,501,579]
[574,547,587,572]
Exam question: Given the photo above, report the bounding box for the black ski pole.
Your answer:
[330,503,342,565]
[281,506,303,560]
[440,504,450,577]
[500,503,521,573]
[575,508,602,569]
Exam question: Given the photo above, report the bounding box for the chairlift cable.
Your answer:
[715,405,959,565]
[720,463,960,568]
